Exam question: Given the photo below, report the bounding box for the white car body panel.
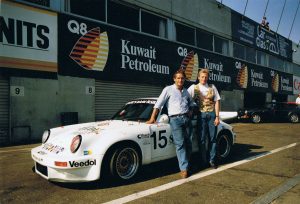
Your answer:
[219,111,238,121]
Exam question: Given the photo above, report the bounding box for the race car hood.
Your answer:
[40,120,151,156]
[49,120,150,136]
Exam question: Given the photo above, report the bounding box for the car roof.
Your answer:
[267,102,297,105]
[135,97,158,100]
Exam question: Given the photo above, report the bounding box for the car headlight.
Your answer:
[70,135,82,153]
[42,130,51,144]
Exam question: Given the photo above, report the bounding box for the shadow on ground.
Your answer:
[53,143,266,190]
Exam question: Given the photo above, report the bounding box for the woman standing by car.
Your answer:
[188,69,221,169]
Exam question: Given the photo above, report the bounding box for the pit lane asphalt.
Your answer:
[0,123,300,204]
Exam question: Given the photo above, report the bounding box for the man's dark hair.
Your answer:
[173,69,186,79]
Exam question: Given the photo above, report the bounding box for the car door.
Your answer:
[264,103,276,120]
[273,103,287,120]
[149,122,175,162]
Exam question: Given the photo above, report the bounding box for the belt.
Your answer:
[169,113,188,118]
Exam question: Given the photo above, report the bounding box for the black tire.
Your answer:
[217,133,232,161]
[251,114,261,123]
[289,113,299,123]
[109,146,140,180]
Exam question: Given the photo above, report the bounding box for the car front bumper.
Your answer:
[31,147,104,182]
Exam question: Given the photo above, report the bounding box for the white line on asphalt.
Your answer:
[251,173,300,204]
[103,143,297,204]
[0,147,33,153]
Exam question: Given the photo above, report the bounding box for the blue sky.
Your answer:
[217,0,300,45]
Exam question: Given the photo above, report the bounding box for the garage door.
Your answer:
[0,75,9,145]
[95,81,163,121]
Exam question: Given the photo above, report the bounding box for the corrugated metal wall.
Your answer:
[95,81,163,121]
[0,75,9,145]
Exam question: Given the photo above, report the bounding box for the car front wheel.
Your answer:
[109,146,140,180]
[217,133,232,161]
[289,113,299,123]
[251,114,261,123]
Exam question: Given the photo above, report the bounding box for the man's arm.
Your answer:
[214,100,220,126]
[187,85,194,98]
[146,108,160,124]
[146,86,169,124]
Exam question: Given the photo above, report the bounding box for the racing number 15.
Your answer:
[150,130,167,149]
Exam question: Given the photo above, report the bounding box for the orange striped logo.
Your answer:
[180,51,199,82]
[69,27,109,71]
[272,73,279,92]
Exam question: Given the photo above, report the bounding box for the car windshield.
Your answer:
[112,102,154,121]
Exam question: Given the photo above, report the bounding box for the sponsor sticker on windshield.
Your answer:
[127,100,156,105]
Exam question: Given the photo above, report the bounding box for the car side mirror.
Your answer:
[158,114,169,124]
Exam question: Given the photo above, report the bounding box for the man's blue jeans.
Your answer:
[198,111,217,163]
[170,115,192,171]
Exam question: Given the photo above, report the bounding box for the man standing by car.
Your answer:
[146,69,193,179]
[296,94,300,105]
[188,69,220,169]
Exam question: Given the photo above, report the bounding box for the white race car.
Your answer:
[31,98,236,182]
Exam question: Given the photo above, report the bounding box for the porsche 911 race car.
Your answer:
[31,98,236,182]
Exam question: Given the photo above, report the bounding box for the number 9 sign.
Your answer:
[11,86,24,96]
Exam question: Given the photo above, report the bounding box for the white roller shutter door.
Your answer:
[0,76,9,145]
[95,81,163,121]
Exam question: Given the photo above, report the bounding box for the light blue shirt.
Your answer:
[154,84,193,116]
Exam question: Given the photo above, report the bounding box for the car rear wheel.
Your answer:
[289,113,299,123]
[217,133,232,161]
[109,146,140,180]
[251,114,261,123]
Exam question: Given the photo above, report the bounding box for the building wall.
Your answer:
[10,77,59,142]
[10,76,94,143]
[57,76,95,123]
[3,0,299,145]
[292,42,300,69]
[124,0,232,38]
[221,90,244,111]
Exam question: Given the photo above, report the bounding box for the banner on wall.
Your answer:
[231,11,292,61]
[293,75,300,94]
[231,60,293,95]
[0,0,57,72]
[58,14,236,89]
[197,51,234,90]
[58,13,293,94]
[270,70,293,94]
[59,14,180,85]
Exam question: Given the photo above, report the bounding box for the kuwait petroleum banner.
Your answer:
[58,13,180,85]
[232,60,272,92]
[58,13,236,88]
[293,75,300,95]
[58,12,291,91]
[0,0,57,72]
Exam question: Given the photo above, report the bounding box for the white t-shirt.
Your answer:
[296,97,300,104]
[188,83,221,102]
